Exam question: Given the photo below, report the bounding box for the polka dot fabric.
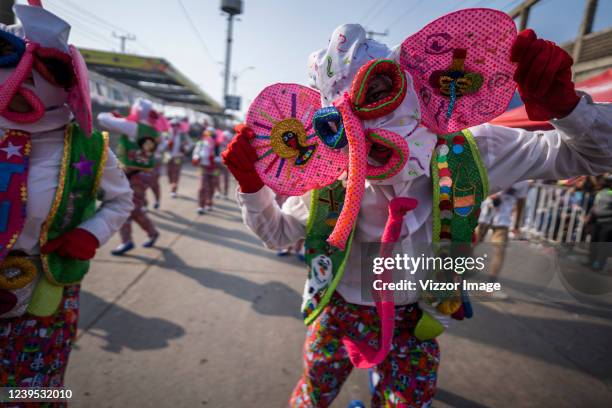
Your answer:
[246,83,348,196]
[327,94,367,250]
[399,8,517,134]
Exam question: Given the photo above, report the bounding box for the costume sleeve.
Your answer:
[236,186,309,249]
[471,95,612,194]
[192,141,202,160]
[97,112,138,140]
[78,148,134,246]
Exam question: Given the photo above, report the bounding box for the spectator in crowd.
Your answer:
[584,174,612,271]
[476,180,530,299]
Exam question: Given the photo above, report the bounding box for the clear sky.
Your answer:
[16,0,612,118]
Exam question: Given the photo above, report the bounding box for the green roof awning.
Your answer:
[80,48,223,115]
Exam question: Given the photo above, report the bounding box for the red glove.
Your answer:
[221,124,264,193]
[41,228,100,261]
[511,29,580,121]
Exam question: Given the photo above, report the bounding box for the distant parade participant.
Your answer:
[98,98,167,256]
[166,117,193,198]
[0,1,132,390]
[216,129,232,198]
[145,135,163,209]
[192,128,219,214]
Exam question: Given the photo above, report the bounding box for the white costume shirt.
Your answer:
[237,96,612,314]
[12,126,133,255]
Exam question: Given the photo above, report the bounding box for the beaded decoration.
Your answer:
[428,129,488,318]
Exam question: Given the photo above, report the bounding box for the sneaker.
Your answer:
[206,205,213,212]
[277,249,290,257]
[153,202,160,210]
[143,233,159,248]
[111,241,134,256]
[197,207,205,215]
[171,192,177,199]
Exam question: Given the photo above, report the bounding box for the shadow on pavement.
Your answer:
[77,290,186,354]
[124,248,303,320]
[151,217,303,267]
[449,301,612,382]
[435,388,491,408]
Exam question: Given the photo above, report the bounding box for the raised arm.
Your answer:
[223,125,308,249]
[472,29,612,193]
[473,96,612,193]
[97,112,138,140]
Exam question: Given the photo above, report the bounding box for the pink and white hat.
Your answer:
[0,0,93,134]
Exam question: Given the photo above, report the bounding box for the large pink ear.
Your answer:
[246,83,348,196]
[399,8,517,134]
[67,44,93,135]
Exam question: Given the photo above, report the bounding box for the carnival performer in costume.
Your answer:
[145,135,163,209]
[0,1,132,391]
[192,128,219,214]
[98,98,165,256]
[165,117,192,198]
[216,129,232,198]
[223,10,612,407]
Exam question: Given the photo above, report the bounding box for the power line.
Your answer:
[46,0,154,55]
[176,0,217,65]
[357,1,384,23]
[385,0,421,31]
[363,0,395,27]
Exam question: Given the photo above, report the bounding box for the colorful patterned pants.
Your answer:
[198,167,218,208]
[217,163,230,196]
[143,163,161,204]
[0,285,80,407]
[167,158,183,193]
[290,293,439,408]
[120,172,158,243]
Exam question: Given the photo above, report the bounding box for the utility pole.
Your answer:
[366,29,388,40]
[0,0,14,25]
[220,0,243,110]
[112,32,136,53]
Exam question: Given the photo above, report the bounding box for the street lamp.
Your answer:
[231,66,255,95]
[220,0,243,111]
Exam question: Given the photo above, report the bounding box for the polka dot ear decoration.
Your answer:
[399,8,517,134]
[364,128,410,181]
[246,83,348,196]
[350,59,407,120]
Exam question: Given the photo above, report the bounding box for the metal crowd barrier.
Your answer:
[521,181,592,246]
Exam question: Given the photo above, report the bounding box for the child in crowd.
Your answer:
[193,128,219,214]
